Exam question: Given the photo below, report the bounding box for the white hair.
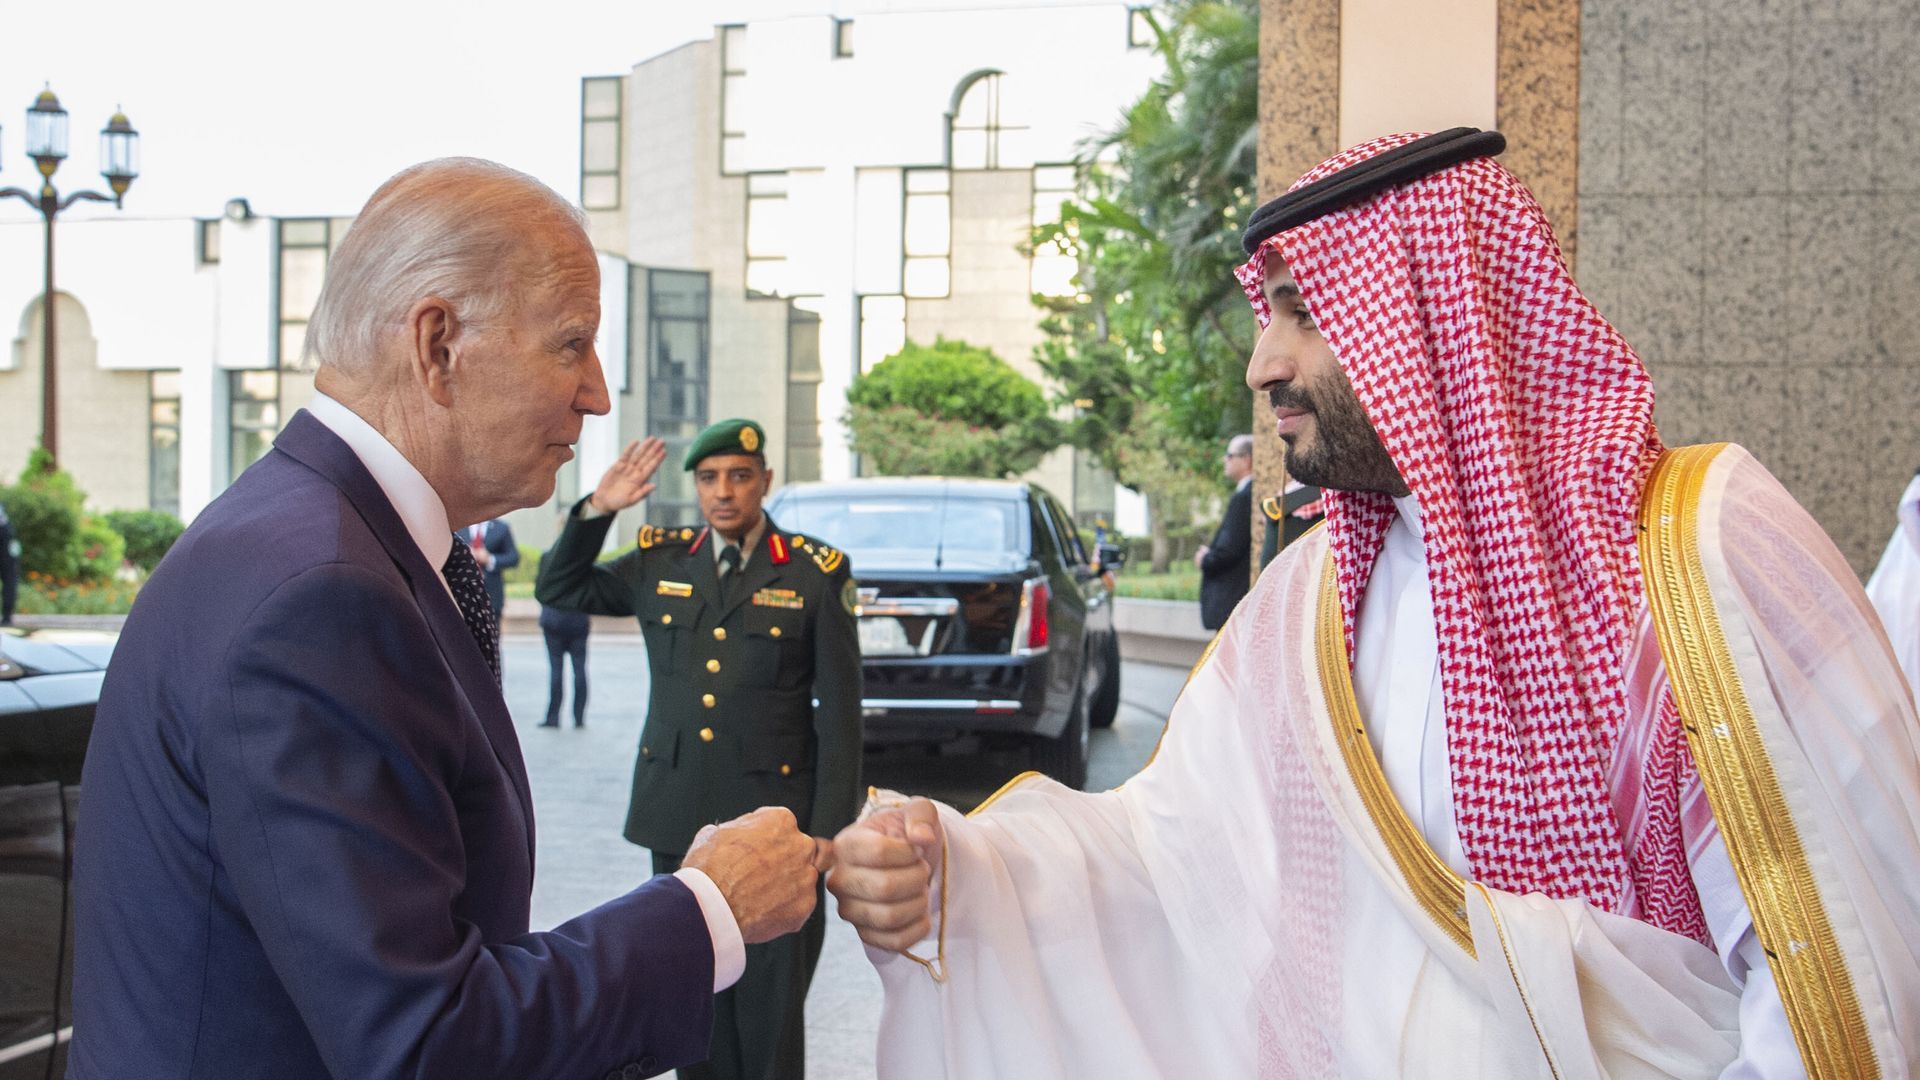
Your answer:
[303,157,588,373]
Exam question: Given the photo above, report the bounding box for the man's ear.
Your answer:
[405,296,460,407]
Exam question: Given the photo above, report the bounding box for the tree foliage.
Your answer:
[3,446,124,583]
[845,337,1060,477]
[1029,0,1259,561]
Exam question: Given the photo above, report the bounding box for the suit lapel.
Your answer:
[272,411,537,861]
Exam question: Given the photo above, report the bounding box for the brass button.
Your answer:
[641,745,650,756]
[699,727,714,742]
[780,763,792,776]
[706,659,721,673]
[702,693,716,708]
[769,626,782,638]
[661,614,673,625]
[713,627,727,641]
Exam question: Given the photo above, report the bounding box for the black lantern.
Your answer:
[100,110,139,199]
[26,86,69,176]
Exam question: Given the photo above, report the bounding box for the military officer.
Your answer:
[537,418,861,1080]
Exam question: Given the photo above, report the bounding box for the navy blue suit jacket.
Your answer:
[69,410,712,1079]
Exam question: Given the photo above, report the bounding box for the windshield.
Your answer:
[773,493,1030,572]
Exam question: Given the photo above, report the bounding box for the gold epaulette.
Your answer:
[636,524,699,551]
[1261,495,1285,522]
[786,533,845,575]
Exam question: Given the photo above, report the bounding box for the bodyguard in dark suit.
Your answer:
[1195,433,1256,630]
[68,159,824,1080]
[539,418,863,1080]
[463,516,519,616]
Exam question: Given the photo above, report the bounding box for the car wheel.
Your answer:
[1088,632,1121,730]
[1031,676,1090,790]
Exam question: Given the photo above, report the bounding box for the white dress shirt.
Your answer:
[305,394,745,992]
[1350,495,1801,1078]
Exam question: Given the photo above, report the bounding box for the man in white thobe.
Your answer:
[826,129,1920,1078]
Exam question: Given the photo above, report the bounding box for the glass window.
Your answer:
[229,369,281,485]
[859,294,906,372]
[720,25,748,175]
[196,219,220,265]
[746,171,791,298]
[581,77,624,209]
[149,371,181,516]
[902,168,951,299]
[948,70,1031,170]
[833,18,854,58]
[1031,164,1079,298]
[277,219,330,368]
[1128,6,1155,48]
[647,270,711,524]
[787,297,823,483]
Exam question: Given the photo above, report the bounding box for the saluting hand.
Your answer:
[825,798,943,953]
[587,437,668,514]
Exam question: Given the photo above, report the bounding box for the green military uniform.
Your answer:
[1259,483,1325,569]
[536,419,861,1080]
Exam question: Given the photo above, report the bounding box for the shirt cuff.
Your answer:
[577,499,611,521]
[673,867,746,992]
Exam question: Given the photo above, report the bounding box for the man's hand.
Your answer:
[587,437,668,515]
[826,798,942,953]
[683,806,822,944]
[1193,544,1210,570]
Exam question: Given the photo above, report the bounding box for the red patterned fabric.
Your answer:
[1235,133,1708,942]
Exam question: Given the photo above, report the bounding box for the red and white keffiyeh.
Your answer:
[1237,133,1708,942]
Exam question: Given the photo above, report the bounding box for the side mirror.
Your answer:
[1095,542,1126,571]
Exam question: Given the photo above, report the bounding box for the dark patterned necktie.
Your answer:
[719,545,742,603]
[443,535,501,684]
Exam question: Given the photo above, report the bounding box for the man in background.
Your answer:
[0,499,16,626]
[1195,432,1254,629]
[465,516,519,622]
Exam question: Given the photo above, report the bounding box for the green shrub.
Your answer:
[72,519,126,583]
[502,544,542,586]
[0,481,79,580]
[16,574,143,616]
[846,338,1061,477]
[102,509,186,571]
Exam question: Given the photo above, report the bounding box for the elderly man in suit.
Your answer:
[68,158,825,1080]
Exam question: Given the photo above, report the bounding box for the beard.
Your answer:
[1270,379,1408,497]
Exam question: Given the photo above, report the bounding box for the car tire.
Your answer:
[1032,675,1090,790]
[1088,632,1121,730]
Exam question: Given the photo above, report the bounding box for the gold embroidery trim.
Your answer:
[1638,443,1878,1078]
[1471,883,1563,1079]
[1316,557,1474,956]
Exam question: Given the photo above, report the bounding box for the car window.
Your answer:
[778,493,1030,570]
[1047,496,1090,567]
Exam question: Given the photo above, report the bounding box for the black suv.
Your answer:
[0,627,114,1080]
[766,478,1121,789]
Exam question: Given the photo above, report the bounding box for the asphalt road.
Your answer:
[505,635,1187,1080]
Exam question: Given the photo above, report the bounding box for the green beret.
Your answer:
[683,418,767,470]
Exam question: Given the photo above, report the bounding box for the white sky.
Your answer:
[0,0,1115,224]
[0,1,734,222]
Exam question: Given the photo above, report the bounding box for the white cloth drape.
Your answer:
[1866,472,1920,696]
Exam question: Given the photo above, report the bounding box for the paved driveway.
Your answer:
[506,635,1185,1079]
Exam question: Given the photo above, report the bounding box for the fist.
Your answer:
[826,798,943,953]
[683,806,826,944]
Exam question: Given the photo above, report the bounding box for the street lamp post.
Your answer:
[0,85,140,467]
